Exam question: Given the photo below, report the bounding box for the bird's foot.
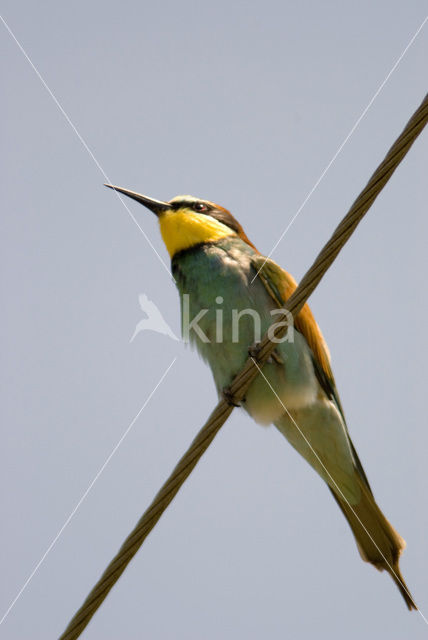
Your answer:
[222,386,241,407]
[248,341,262,361]
[249,341,283,365]
[271,350,284,365]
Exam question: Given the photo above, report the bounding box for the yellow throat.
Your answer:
[158,208,235,258]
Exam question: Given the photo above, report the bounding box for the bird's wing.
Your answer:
[251,254,373,493]
[251,255,333,385]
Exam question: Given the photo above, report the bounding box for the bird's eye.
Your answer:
[193,202,208,212]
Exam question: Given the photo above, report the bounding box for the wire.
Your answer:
[59,92,428,640]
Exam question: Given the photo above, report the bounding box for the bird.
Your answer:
[106,183,416,610]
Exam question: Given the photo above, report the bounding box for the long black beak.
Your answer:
[104,184,172,216]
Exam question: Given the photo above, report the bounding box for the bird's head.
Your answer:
[105,184,258,258]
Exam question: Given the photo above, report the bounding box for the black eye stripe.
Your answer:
[170,200,249,238]
[170,200,210,211]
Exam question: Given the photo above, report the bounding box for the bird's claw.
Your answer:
[249,341,283,365]
[248,341,262,360]
[222,386,241,407]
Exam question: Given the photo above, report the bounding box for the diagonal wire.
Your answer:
[251,14,428,284]
[0,358,177,627]
[0,14,171,277]
[58,93,428,639]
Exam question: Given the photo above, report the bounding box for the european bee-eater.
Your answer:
[106,184,416,610]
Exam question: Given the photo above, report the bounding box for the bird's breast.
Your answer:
[173,239,319,424]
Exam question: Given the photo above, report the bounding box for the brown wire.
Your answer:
[59,92,428,639]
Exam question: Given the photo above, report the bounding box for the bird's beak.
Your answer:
[104,184,172,216]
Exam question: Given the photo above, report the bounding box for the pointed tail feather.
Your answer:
[330,478,417,610]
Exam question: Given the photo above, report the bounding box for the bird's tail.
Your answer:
[330,478,417,610]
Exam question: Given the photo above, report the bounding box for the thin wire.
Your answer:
[0,14,171,277]
[0,358,177,627]
[250,14,428,284]
[251,359,425,622]
[59,94,428,639]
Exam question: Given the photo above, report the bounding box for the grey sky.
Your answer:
[1,1,427,638]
